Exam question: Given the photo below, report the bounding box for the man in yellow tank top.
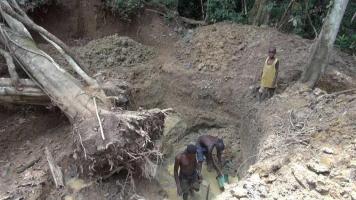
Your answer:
[258,47,279,101]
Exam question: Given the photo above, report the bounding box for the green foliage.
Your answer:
[206,0,246,23]
[16,0,57,11]
[149,0,177,9]
[163,10,175,23]
[104,0,144,20]
[336,34,356,53]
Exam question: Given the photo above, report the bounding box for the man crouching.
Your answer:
[174,144,201,200]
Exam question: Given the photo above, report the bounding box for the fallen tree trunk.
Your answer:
[0,1,166,180]
[0,78,49,105]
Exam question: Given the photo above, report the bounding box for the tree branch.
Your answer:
[305,0,318,39]
[278,0,296,30]
[8,0,98,86]
[0,47,22,90]
[0,78,49,105]
[0,1,91,74]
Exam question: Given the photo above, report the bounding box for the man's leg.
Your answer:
[180,177,190,200]
[258,87,267,102]
[267,88,275,98]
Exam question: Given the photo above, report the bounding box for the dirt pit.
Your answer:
[1,3,356,200]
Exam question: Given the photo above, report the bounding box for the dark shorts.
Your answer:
[196,144,208,162]
[179,171,200,194]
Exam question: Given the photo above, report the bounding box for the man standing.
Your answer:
[196,135,225,176]
[174,144,200,200]
[258,47,279,101]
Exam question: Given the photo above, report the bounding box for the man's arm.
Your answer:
[217,150,223,167]
[196,142,203,176]
[209,145,223,176]
[174,155,182,196]
[272,61,279,87]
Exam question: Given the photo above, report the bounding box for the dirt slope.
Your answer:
[218,85,356,200]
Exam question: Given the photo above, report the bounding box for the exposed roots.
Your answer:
[74,109,165,182]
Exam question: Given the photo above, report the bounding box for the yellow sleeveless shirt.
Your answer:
[261,57,278,88]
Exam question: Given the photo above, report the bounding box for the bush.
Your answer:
[17,0,57,11]
[336,34,356,53]
[206,0,246,23]
[149,0,177,9]
[104,0,144,21]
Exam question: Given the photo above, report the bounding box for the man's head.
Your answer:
[186,144,197,155]
[216,138,225,151]
[268,47,277,59]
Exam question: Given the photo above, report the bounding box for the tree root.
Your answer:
[74,109,165,179]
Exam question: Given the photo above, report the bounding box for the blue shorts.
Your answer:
[196,145,208,162]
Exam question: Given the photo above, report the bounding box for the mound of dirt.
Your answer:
[217,85,356,200]
[77,34,155,71]
[175,23,356,91]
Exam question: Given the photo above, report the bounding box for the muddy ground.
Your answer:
[1,1,356,199]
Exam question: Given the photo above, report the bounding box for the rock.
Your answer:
[198,63,205,70]
[351,191,356,200]
[291,163,318,189]
[307,162,331,175]
[352,139,356,144]
[266,174,277,184]
[349,160,356,168]
[313,88,325,96]
[322,147,335,154]
[231,187,248,198]
[315,176,329,195]
[250,173,262,183]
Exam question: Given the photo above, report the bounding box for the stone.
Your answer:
[315,176,329,195]
[351,139,356,144]
[351,191,356,200]
[291,163,318,189]
[313,88,325,96]
[231,187,248,198]
[322,147,335,154]
[307,162,331,175]
[266,174,277,184]
[349,160,356,168]
[333,169,351,183]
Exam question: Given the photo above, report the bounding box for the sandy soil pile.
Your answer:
[77,34,155,71]
[175,23,355,91]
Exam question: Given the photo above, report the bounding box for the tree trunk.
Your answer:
[300,0,349,88]
[0,25,99,120]
[0,1,166,179]
[0,78,50,105]
[249,0,271,26]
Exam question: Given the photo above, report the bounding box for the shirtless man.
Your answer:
[174,144,200,200]
[196,135,225,176]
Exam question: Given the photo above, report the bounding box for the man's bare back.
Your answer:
[196,135,225,175]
